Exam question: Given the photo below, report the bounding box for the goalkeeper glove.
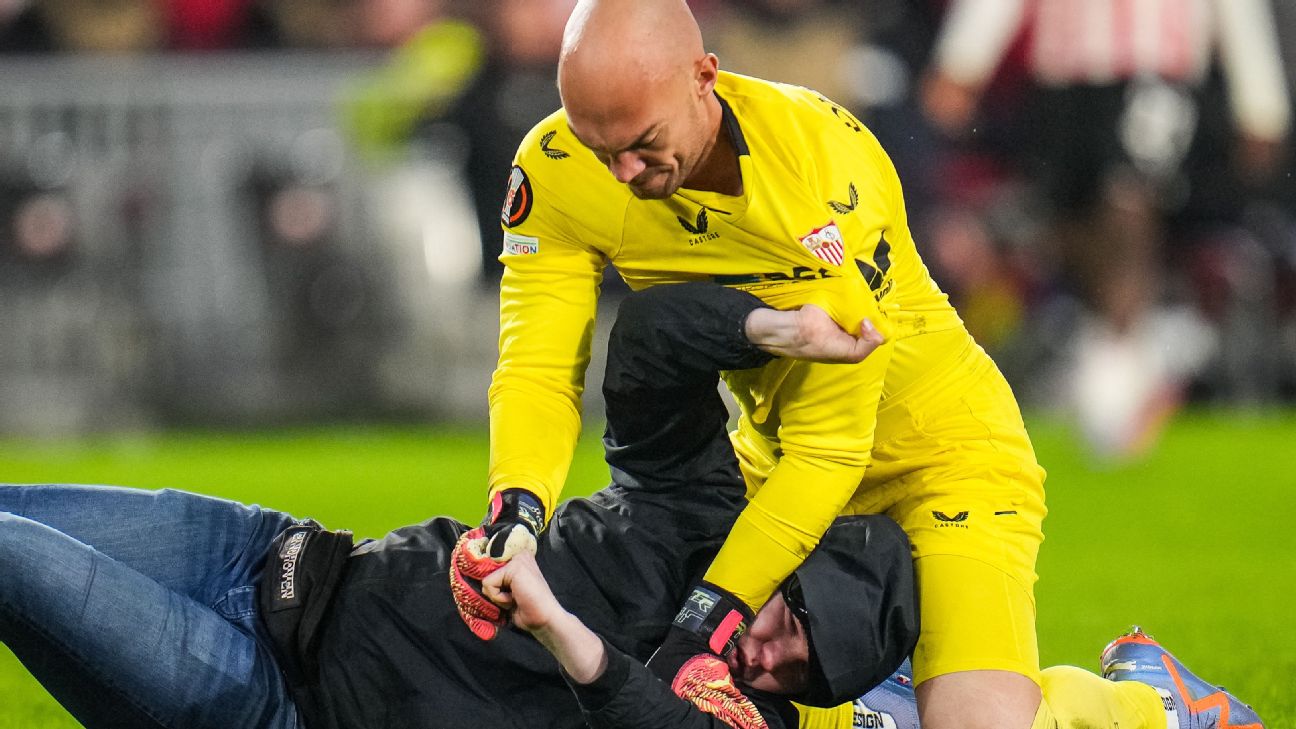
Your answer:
[449,489,545,640]
[648,581,754,692]
[672,654,769,729]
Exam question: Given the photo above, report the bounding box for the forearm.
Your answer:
[703,454,869,611]
[504,566,779,728]
[710,340,893,610]
[567,641,786,729]
[488,381,583,510]
[605,283,774,391]
[532,611,610,685]
[480,551,610,681]
[744,306,882,363]
[489,252,601,514]
[743,308,801,352]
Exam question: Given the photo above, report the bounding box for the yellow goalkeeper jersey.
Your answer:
[491,71,965,610]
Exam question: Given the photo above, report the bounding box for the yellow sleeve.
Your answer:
[704,340,892,610]
[793,703,854,729]
[704,117,910,611]
[488,162,610,518]
[705,262,892,610]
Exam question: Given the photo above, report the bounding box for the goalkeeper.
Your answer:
[0,283,916,729]
[479,1,1268,728]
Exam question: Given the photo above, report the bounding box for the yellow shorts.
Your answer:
[844,328,1048,686]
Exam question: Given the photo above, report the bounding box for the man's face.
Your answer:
[727,592,811,695]
[564,70,712,200]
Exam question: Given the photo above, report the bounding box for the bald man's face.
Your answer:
[563,58,718,200]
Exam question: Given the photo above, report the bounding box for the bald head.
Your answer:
[556,0,726,199]
[559,0,704,102]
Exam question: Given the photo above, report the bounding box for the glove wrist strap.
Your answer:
[672,581,753,658]
[486,488,546,535]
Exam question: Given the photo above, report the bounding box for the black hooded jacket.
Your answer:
[265,283,918,729]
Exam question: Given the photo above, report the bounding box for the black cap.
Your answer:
[788,514,919,707]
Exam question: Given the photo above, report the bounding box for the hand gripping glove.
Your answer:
[648,582,755,693]
[672,654,769,729]
[449,489,545,640]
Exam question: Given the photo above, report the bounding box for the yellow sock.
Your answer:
[798,666,1168,729]
[793,702,853,729]
[1031,665,1170,729]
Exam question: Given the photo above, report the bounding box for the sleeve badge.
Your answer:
[501,165,534,228]
[502,232,540,256]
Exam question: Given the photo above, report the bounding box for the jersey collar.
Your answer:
[717,93,749,157]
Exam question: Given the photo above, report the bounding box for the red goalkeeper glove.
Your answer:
[672,654,769,729]
[449,489,545,640]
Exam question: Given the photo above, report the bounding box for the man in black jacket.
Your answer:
[0,283,916,729]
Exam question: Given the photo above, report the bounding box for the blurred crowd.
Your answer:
[0,0,573,52]
[3,0,1296,455]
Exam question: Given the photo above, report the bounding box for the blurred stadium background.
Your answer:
[1,0,1294,726]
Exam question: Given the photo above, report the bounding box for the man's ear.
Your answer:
[695,53,720,98]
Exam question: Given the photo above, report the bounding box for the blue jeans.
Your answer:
[0,484,304,729]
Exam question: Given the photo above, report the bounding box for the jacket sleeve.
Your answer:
[601,283,774,493]
[565,639,792,729]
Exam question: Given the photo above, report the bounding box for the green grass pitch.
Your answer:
[1,411,1293,728]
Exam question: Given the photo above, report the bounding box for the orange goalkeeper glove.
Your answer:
[448,489,545,640]
[672,654,769,729]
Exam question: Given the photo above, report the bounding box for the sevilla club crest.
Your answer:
[799,221,845,265]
